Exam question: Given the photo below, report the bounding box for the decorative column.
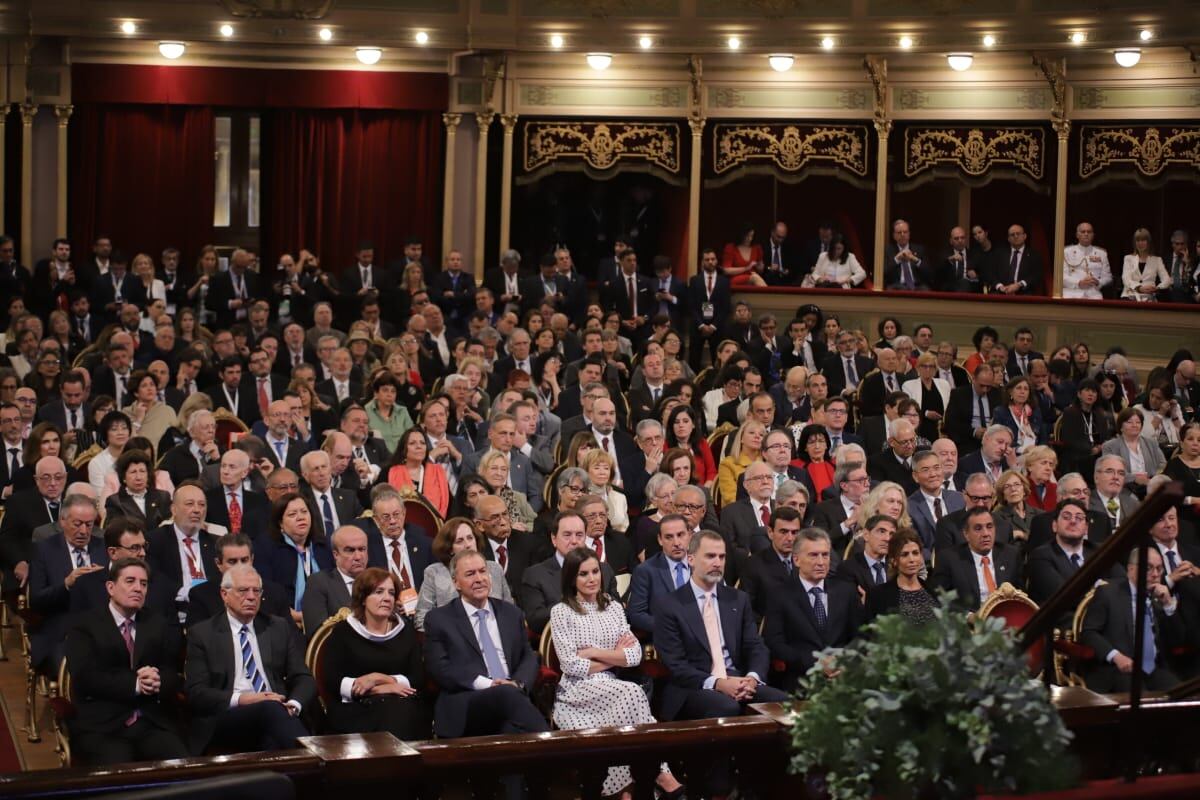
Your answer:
[686,116,705,277]
[0,107,7,237]
[473,111,495,284]
[19,102,38,269]
[441,113,462,262]
[54,105,73,237]
[498,113,518,258]
[871,119,892,291]
[1051,118,1071,299]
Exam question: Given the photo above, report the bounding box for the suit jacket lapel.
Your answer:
[211,613,235,687]
[678,589,712,660]
[254,615,275,682]
[717,587,739,663]
[454,601,485,663]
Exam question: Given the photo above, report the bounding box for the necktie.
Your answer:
[390,539,412,589]
[975,393,986,427]
[7,447,18,476]
[475,608,509,680]
[496,543,508,570]
[702,594,728,679]
[274,440,286,463]
[1010,249,1020,283]
[594,537,605,561]
[627,276,637,317]
[933,497,944,521]
[294,352,302,367]
[674,562,687,589]
[981,555,997,593]
[872,562,886,585]
[601,436,610,453]
[1173,256,1183,288]
[831,434,841,450]
[1141,602,1158,675]
[845,357,858,386]
[760,504,770,528]
[321,493,335,535]
[706,272,713,296]
[652,387,660,404]
[957,251,965,279]
[48,500,60,520]
[121,618,140,726]
[362,267,371,288]
[809,586,828,630]
[258,378,269,416]
[1166,550,1179,573]
[182,536,203,579]
[886,374,896,392]
[228,492,242,535]
[1019,355,1028,375]
[73,548,86,568]
[1106,498,1119,523]
[1069,553,1082,571]
[69,408,78,429]
[239,624,268,692]
[901,260,914,289]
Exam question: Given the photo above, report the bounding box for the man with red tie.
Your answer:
[603,248,652,347]
[475,494,538,603]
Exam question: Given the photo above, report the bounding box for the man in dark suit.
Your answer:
[147,483,223,614]
[207,249,263,331]
[687,248,732,371]
[90,341,137,411]
[741,507,805,619]
[867,418,920,495]
[206,356,262,426]
[205,449,271,538]
[28,238,76,320]
[721,461,777,558]
[764,528,862,689]
[1080,547,1184,692]
[525,254,568,316]
[0,401,25,503]
[800,221,836,276]
[301,525,367,637]
[834,514,896,598]
[992,224,1044,295]
[185,565,315,754]
[29,495,107,673]
[587,397,649,508]
[553,247,590,324]
[0,455,66,588]
[299,449,363,543]
[857,349,908,419]
[627,514,693,633]
[483,251,527,316]
[907,450,966,555]
[258,399,309,472]
[363,487,433,600]
[934,473,1014,553]
[89,253,147,327]
[931,508,1024,611]
[943,364,1002,454]
[246,349,290,419]
[937,226,983,293]
[340,242,396,316]
[186,532,291,627]
[429,249,476,334]
[1090,454,1142,531]
[477,495,540,602]
[602,249,654,347]
[821,331,874,400]
[520,511,617,634]
[458,415,545,513]
[65,558,189,765]
[809,460,871,553]
[423,550,547,740]
[735,428,816,504]
[315,346,364,408]
[1027,499,1125,607]
[1027,472,1111,551]
[1007,328,1044,378]
[35,371,88,436]
[159,409,223,487]
[761,220,803,286]
[648,255,687,330]
[883,220,933,290]
[578,493,634,575]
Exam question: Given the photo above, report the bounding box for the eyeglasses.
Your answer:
[563,484,586,493]
[843,476,870,485]
[966,493,994,503]
[375,512,405,523]
[1058,513,1088,524]
[675,502,705,513]
[581,511,608,521]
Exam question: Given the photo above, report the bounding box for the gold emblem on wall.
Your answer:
[1079,126,1200,178]
[523,121,680,172]
[712,124,868,176]
[905,127,1044,179]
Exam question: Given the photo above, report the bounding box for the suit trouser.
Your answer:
[675,682,789,796]
[75,716,189,766]
[461,684,549,737]
[208,700,310,753]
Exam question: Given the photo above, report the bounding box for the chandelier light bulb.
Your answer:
[638,36,653,49]
[550,34,564,49]
[982,34,996,47]
[219,24,234,37]
[946,52,974,71]
[415,31,429,45]
[1139,29,1153,41]
[319,27,333,41]
[898,35,914,49]
[1070,32,1086,44]
[120,21,137,35]
[356,46,383,65]
[768,54,795,72]
[158,41,186,59]
[1114,48,1141,68]
[821,36,835,50]
[586,52,613,70]
[727,36,741,50]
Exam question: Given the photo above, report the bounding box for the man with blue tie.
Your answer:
[740,506,805,618]
[431,249,476,335]
[1080,547,1184,692]
[261,399,307,472]
[627,514,693,633]
[907,450,965,556]
[833,514,896,600]
[185,565,314,754]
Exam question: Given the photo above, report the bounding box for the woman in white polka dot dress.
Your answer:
[550,547,685,799]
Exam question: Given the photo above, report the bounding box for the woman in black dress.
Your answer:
[320,567,432,741]
[1056,378,1113,478]
[865,528,936,624]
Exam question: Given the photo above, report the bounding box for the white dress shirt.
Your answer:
[464,598,510,690]
[970,549,996,604]
[173,525,206,602]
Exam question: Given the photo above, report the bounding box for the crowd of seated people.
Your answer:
[2,228,1200,799]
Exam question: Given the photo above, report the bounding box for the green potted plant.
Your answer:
[789,593,1078,799]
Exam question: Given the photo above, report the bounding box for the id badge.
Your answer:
[702,302,714,320]
[399,587,419,615]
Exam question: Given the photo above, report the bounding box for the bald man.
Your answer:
[33,481,100,543]
[206,449,271,538]
[1,455,69,586]
[867,418,920,494]
[147,482,221,613]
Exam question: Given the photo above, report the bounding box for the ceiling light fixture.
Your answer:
[1070,31,1086,44]
[820,36,835,50]
[768,54,794,72]
[1114,48,1141,67]
[319,27,333,41]
[586,52,613,70]
[158,41,186,59]
[1139,29,1153,41]
[355,46,383,65]
[120,21,137,35]
[638,36,653,49]
[898,35,914,49]
[550,34,564,49]
[946,52,974,71]
[727,36,741,50]
[415,31,429,44]
[219,24,234,37]
[982,34,996,47]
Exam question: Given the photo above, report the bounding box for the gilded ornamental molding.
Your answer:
[712,123,869,176]
[904,127,1044,179]
[523,121,680,172]
[1078,125,1200,179]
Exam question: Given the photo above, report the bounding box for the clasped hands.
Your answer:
[351,672,416,698]
[136,666,162,695]
[714,676,759,701]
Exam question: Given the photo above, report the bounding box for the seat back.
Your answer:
[538,624,559,674]
[977,582,1042,674]
[304,607,352,711]
[212,408,250,450]
[403,495,444,540]
[71,444,102,473]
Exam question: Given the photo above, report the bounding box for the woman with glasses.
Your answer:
[992,469,1035,545]
[24,349,64,405]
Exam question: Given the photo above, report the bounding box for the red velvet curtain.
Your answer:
[69,104,215,264]
[264,109,443,272]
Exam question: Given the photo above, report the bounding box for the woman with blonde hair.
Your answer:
[456,355,491,418]
[854,481,914,532]
[1121,227,1170,301]
[132,252,167,304]
[716,419,766,506]
[188,244,220,326]
[580,449,629,533]
[993,469,1034,543]
[1021,445,1059,512]
[478,449,536,531]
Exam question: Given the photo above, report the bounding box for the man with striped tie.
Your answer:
[185,564,314,754]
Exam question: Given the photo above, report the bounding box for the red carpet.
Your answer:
[0,692,24,774]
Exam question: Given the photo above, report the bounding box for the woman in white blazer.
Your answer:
[1121,227,1171,302]
[902,353,952,444]
[802,234,866,289]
